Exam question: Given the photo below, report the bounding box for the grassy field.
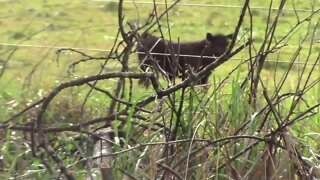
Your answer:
[1,0,319,115]
[1,0,320,179]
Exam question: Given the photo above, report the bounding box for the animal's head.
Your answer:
[206,33,233,56]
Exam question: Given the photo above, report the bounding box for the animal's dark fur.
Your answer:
[137,32,233,87]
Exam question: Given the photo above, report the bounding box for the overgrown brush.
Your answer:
[1,0,320,179]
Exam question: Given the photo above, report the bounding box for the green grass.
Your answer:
[1,1,319,94]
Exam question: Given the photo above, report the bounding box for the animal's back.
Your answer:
[138,32,165,51]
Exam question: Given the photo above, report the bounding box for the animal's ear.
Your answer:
[206,33,214,41]
[226,34,233,39]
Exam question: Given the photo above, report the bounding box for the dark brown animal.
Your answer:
[137,32,233,87]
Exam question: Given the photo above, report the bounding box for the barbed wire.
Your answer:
[0,43,110,52]
[90,0,317,12]
[1,42,319,66]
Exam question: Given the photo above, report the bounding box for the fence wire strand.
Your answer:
[1,42,319,66]
[90,0,317,12]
